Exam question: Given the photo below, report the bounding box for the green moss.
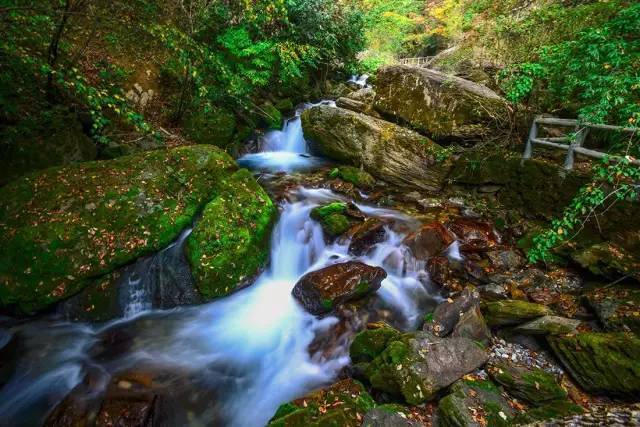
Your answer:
[0,145,237,313]
[350,324,401,364]
[187,168,276,300]
[512,400,584,425]
[183,107,237,148]
[328,166,375,187]
[310,203,348,220]
[259,103,283,130]
[310,203,351,237]
[482,299,552,326]
[439,379,513,427]
[489,362,567,406]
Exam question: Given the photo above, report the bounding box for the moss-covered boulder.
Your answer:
[268,379,375,427]
[350,323,402,365]
[310,202,352,237]
[329,166,375,188]
[437,379,514,427]
[187,168,276,300]
[292,261,386,315]
[302,106,449,191]
[584,286,640,334]
[488,361,567,406]
[183,107,237,148]
[0,145,273,313]
[373,66,509,141]
[361,331,487,405]
[572,242,640,282]
[547,332,640,397]
[259,102,283,130]
[512,400,584,425]
[482,300,552,326]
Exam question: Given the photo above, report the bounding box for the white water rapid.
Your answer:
[0,100,445,427]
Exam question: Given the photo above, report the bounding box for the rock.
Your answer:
[329,166,375,188]
[522,404,639,426]
[336,97,381,118]
[302,106,449,191]
[488,361,567,406]
[403,222,455,261]
[362,408,421,427]
[514,315,580,336]
[0,146,274,313]
[183,106,237,148]
[573,242,640,281]
[585,286,640,334]
[482,300,552,326]
[437,379,514,427]
[426,256,453,286]
[350,323,402,365]
[547,332,640,397]
[292,261,387,315]
[512,400,584,425]
[446,218,500,253]
[268,379,375,427]
[486,250,525,272]
[347,218,388,256]
[361,331,488,404]
[373,65,509,141]
[310,202,352,237]
[424,286,480,337]
[347,87,375,103]
[451,306,492,345]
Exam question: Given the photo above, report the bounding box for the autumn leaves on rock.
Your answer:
[0,145,275,313]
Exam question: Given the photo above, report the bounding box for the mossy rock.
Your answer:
[183,107,237,148]
[482,300,552,326]
[259,103,283,130]
[0,145,255,313]
[274,98,294,114]
[187,168,276,300]
[438,379,514,427]
[350,323,401,364]
[547,332,640,397]
[488,361,567,406]
[310,202,352,237]
[512,400,584,425]
[513,315,580,336]
[268,379,375,427]
[584,285,640,334]
[329,166,375,188]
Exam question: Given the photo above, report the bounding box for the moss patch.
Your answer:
[482,299,552,326]
[329,166,375,188]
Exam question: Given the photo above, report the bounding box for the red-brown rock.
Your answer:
[403,222,455,261]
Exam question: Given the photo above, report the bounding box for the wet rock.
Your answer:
[512,400,584,425]
[446,218,500,253]
[359,330,488,404]
[426,256,453,286]
[373,65,509,141]
[547,332,640,397]
[482,300,552,326]
[362,408,421,427]
[268,379,374,427]
[424,286,480,337]
[451,306,491,345]
[329,166,375,188]
[310,202,355,237]
[347,218,388,256]
[403,222,455,261]
[292,261,387,315]
[437,379,514,427]
[486,250,525,272]
[0,145,270,313]
[488,361,567,406]
[584,285,640,334]
[350,322,402,365]
[187,168,277,300]
[302,106,450,191]
[513,315,580,336]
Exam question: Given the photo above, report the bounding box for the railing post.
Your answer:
[522,116,538,163]
[563,126,589,171]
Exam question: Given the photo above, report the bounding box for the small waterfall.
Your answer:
[348,74,370,88]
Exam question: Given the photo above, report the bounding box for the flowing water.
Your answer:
[0,100,445,427]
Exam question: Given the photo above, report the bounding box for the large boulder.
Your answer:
[292,261,387,315]
[488,361,567,406]
[355,329,488,404]
[403,222,455,261]
[0,145,275,313]
[437,379,515,427]
[482,300,552,326]
[268,379,375,427]
[302,106,449,191]
[547,332,640,397]
[373,65,509,141]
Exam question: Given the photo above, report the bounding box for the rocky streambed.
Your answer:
[1,68,639,427]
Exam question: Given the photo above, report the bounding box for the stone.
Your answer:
[268,379,375,427]
[482,300,552,326]
[346,87,375,103]
[446,218,500,253]
[361,331,488,404]
[302,106,450,191]
[451,306,492,345]
[488,361,567,406]
[0,145,274,313]
[347,218,388,256]
[572,242,640,281]
[310,202,352,237]
[424,286,480,337]
[183,107,237,148]
[486,250,525,272]
[547,332,640,397]
[329,166,375,188]
[437,379,515,427]
[512,400,584,425]
[292,261,387,315]
[373,65,509,141]
[336,97,381,118]
[403,222,455,261]
[584,286,640,334]
[362,408,421,427]
[350,323,402,365]
[513,315,580,336]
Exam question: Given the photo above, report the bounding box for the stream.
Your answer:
[0,100,444,427]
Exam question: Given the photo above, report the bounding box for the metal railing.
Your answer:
[398,57,434,67]
[523,116,640,170]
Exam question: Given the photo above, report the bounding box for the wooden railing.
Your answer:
[398,57,434,67]
[523,116,640,170]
